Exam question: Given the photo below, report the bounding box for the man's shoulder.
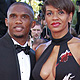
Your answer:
[0,33,9,41]
[0,33,13,47]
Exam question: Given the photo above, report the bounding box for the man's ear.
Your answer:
[5,18,8,27]
[31,20,36,28]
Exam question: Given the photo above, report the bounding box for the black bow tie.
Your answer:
[15,44,30,55]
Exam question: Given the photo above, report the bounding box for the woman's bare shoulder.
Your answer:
[35,40,52,61]
[69,37,80,65]
[69,37,80,50]
[70,37,80,44]
[73,37,80,46]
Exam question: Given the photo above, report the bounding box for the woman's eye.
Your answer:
[58,11,64,15]
[47,12,53,15]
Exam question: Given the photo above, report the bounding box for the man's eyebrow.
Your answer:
[22,14,30,16]
[9,13,16,16]
[23,13,33,19]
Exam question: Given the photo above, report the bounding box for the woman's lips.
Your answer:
[51,22,60,27]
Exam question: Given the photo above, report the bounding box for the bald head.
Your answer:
[7,2,34,19]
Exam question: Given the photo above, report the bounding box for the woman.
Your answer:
[32,0,80,80]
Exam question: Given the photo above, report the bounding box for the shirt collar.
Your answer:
[12,38,28,47]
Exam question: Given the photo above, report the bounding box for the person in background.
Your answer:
[32,38,46,51]
[41,19,51,40]
[0,2,36,80]
[31,21,42,40]
[69,26,78,37]
[32,0,80,80]
[68,22,77,37]
[0,0,16,38]
[28,21,48,48]
[75,0,80,37]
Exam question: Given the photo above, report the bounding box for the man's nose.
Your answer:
[15,17,22,24]
[35,30,38,33]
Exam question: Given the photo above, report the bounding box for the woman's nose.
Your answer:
[52,13,58,20]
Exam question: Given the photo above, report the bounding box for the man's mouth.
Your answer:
[14,26,24,32]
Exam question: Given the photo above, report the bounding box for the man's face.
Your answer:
[5,4,34,40]
[31,25,42,39]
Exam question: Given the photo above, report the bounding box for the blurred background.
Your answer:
[15,0,79,28]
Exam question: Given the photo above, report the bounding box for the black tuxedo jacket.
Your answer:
[0,33,36,80]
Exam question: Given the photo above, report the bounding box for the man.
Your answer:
[32,38,46,51]
[0,2,36,80]
[0,0,16,37]
[28,21,49,48]
[41,19,51,40]
[31,21,42,39]
[28,21,43,48]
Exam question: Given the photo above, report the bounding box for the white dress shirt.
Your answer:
[12,38,31,80]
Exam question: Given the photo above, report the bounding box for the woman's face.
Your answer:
[45,5,72,35]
